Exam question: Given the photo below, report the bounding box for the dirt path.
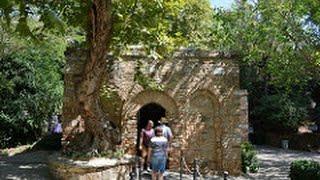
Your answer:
[0,146,319,179]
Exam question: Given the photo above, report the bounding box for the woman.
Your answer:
[139,120,154,171]
[148,127,168,180]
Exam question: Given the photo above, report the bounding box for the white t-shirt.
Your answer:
[159,124,173,140]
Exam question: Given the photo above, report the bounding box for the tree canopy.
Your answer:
[0,0,214,55]
[211,0,320,90]
[209,0,320,130]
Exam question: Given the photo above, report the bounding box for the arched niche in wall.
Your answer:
[189,89,219,118]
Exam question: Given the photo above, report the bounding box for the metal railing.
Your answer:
[179,150,229,180]
[129,151,230,180]
[179,153,202,180]
[129,156,142,180]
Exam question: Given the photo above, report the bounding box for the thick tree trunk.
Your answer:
[63,0,119,153]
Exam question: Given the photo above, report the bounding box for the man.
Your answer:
[157,117,173,142]
[157,117,173,170]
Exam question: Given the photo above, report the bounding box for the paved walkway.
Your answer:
[0,146,319,179]
[246,146,320,180]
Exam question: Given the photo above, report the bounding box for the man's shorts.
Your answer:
[151,156,166,173]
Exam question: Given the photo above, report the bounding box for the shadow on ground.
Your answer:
[0,134,61,180]
[0,151,54,180]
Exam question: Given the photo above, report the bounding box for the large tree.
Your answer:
[0,0,213,153]
[68,0,113,152]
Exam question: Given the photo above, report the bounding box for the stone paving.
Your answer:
[246,146,320,180]
[0,146,319,180]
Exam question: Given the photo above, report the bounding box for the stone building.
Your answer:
[64,48,248,175]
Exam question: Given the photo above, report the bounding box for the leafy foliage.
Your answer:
[254,94,308,130]
[241,142,259,173]
[211,0,320,90]
[1,0,319,90]
[0,0,214,55]
[210,0,320,132]
[0,34,65,148]
[112,0,214,56]
[134,60,164,91]
[290,160,320,180]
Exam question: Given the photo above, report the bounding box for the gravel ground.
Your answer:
[0,146,319,180]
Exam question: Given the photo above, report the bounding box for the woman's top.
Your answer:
[142,128,154,147]
[150,136,168,158]
[53,123,62,133]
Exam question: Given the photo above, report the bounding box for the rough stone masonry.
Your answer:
[63,48,248,176]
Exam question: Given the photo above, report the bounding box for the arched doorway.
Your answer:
[136,103,166,152]
[120,90,177,157]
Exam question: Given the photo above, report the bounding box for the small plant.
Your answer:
[241,142,259,173]
[290,160,320,180]
[134,63,164,91]
[113,149,125,158]
[99,149,125,159]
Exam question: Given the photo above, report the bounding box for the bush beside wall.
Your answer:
[290,160,320,180]
[241,142,259,173]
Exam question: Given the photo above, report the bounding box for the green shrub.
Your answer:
[254,94,308,130]
[241,142,259,173]
[0,37,65,148]
[290,160,320,180]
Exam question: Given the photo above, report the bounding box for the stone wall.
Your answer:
[63,49,248,176]
[48,153,134,180]
[102,50,248,175]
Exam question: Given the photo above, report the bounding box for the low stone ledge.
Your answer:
[48,153,136,180]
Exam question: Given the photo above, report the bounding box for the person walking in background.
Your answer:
[49,115,59,134]
[52,116,62,134]
[139,120,155,172]
[148,127,168,180]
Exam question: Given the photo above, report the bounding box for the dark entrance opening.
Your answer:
[136,103,166,152]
